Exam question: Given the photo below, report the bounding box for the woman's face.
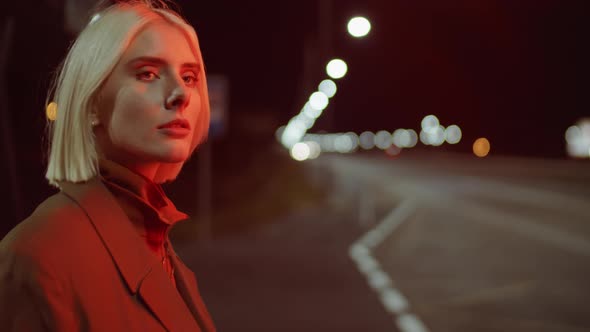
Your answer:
[95,21,202,179]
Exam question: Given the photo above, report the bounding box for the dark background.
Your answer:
[1,0,588,231]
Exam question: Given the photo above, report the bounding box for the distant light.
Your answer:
[473,138,491,157]
[302,102,322,119]
[321,134,336,152]
[400,130,413,148]
[318,79,337,98]
[309,91,329,111]
[304,141,322,159]
[406,129,418,148]
[375,130,393,150]
[326,59,348,79]
[445,125,462,144]
[421,115,439,132]
[565,125,581,144]
[359,131,375,149]
[335,135,354,153]
[428,125,445,146]
[46,102,57,121]
[565,119,590,158]
[295,113,315,129]
[291,142,311,161]
[345,132,360,151]
[347,16,371,38]
[275,125,286,142]
[392,129,405,147]
[419,130,430,145]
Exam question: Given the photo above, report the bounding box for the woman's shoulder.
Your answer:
[0,191,96,260]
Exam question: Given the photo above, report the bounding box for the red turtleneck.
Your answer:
[98,159,188,288]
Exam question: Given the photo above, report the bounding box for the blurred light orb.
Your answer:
[326,59,348,79]
[565,125,581,144]
[318,79,337,98]
[430,125,445,146]
[392,129,405,147]
[303,102,322,119]
[359,131,375,149]
[275,125,286,142]
[375,130,393,150]
[321,135,336,152]
[335,135,354,153]
[421,115,440,132]
[345,132,360,151]
[445,125,462,144]
[347,16,371,38]
[419,130,430,145]
[46,102,57,121]
[399,130,412,148]
[296,113,315,129]
[473,138,491,157]
[291,142,311,161]
[305,141,322,159]
[565,119,590,158]
[407,129,418,148]
[309,91,329,111]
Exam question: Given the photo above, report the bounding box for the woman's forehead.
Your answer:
[121,21,197,65]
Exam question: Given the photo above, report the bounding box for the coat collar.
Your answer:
[60,179,207,332]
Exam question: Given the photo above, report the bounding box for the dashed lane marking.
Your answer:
[349,199,429,332]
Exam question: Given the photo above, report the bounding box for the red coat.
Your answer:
[0,178,216,331]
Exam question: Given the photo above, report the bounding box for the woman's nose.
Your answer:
[165,86,189,110]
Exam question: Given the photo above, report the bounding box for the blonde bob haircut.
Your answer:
[45,0,209,187]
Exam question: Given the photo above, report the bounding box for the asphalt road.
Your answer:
[175,151,590,332]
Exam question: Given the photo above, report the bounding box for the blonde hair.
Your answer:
[45,0,209,187]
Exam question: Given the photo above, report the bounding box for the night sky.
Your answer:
[4,0,589,158]
[185,0,589,157]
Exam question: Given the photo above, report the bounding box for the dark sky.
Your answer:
[3,0,589,158]
[183,0,589,157]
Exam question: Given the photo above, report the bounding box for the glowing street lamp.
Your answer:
[347,16,371,38]
[326,59,348,79]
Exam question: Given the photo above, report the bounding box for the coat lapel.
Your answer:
[168,245,216,332]
[60,179,201,331]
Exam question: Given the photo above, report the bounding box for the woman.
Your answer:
[0,1,216,331]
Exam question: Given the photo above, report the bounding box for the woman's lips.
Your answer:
[158,126,190,138]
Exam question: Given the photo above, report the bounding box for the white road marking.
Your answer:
[397,313,430,332]
[349,199,430,332]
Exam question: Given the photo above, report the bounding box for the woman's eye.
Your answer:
[182,73,198,86]
[137,71,158,81]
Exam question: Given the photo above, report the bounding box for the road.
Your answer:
[175,151,590,332]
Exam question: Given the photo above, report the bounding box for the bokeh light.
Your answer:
[473,138,491,157]
[375,130,393,150]
[46,102,57,121]
[309,91,329,111]
[421,115,439,132]
[359,131,375,150]
[347,16,371,38]
[291,142,311,161]
[326,59,348,79]
[318,79,337,98]
[445,125,462,144]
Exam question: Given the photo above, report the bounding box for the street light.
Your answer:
[326,58,348,79]
[347,16,371,38]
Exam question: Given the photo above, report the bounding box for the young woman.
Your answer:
[0,1,216,331]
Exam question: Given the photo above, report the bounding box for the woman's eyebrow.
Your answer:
[127,56,200,70]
